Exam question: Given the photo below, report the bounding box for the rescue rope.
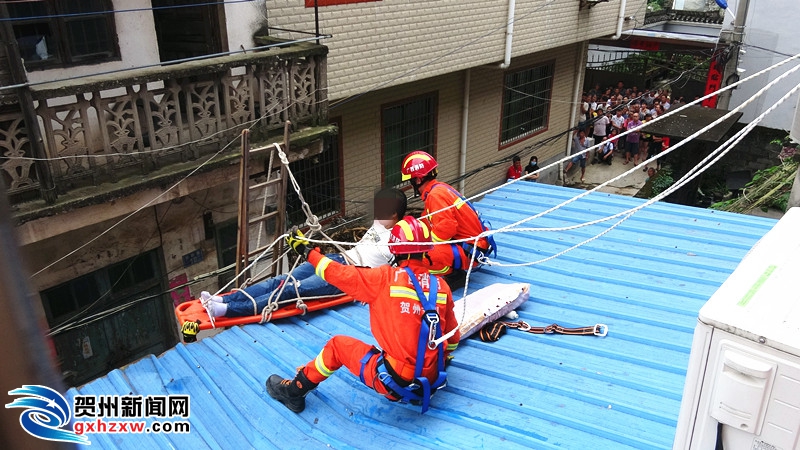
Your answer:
[500,320,608,337]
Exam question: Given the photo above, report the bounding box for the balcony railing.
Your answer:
[1,40,328,208]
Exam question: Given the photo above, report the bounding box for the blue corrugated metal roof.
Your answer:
[68,182,778,449]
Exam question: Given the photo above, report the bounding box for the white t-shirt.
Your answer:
[342,221,393,267]
[593,115,610,136]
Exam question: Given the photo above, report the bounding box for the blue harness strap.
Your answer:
[433,182,498,261]
[359,268,447,414]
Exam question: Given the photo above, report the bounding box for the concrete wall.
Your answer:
[728,0,800,131]
[330,42,581,217]
[259,0,645,99]
[21,181,238,296]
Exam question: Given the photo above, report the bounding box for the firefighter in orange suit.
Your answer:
[400,151,496,286]
[266,216,460,414]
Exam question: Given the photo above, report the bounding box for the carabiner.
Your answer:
[593,324,608,337]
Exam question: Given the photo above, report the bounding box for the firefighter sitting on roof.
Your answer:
[266,216,460,414]
[400,150,497,289]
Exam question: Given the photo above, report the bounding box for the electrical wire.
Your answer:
[0,0,257,22]
[29,84,323,279]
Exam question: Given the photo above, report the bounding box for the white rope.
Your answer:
[484,76,800,267]
[297,56,800,262]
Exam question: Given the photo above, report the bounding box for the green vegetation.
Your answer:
[710,159,799,213]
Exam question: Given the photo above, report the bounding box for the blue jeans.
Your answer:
[222,253,345,317]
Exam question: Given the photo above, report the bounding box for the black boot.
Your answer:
[266,370,318,413]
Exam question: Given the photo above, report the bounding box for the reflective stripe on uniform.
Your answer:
[428,265,451,275]
[430,230,446,242]
[446,343,458,352]
[314,351,335,378]
[315,256,333,281]
[389,286,447,304]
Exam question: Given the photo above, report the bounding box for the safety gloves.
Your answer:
[286,228,311,258]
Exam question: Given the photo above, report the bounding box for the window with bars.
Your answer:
[382,93,437,187]
[286,133,342,226]
[6,0,118,68]
[500,62,554,147]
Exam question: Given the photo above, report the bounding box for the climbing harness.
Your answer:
[360,267,448,414]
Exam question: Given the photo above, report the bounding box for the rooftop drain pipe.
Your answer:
[499,0,516,68]
[612,0,628,39]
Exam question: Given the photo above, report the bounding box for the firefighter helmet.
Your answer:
[400,151,438,182]
[389,216,434,255]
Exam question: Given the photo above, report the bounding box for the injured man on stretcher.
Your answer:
[201,187,407,318]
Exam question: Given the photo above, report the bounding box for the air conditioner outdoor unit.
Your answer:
[673,207,800,450]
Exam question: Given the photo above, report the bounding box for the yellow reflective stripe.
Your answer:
[430,230,446,242]
[429,265,450,275]
[315,256,333,281]
[390,286,419,299]
[446,343,458,351]
[397,220,414,240]
[452,197,465,209]
[314,351,334,378]
[389,286,447,304]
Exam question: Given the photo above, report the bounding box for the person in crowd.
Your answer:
[524,156,540,182]
[565,129,589,183]
[624,112,642,166]
[506,155,523,180]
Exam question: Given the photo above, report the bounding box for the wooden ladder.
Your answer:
[233,123,292,287]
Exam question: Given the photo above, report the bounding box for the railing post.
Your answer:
[0,4,57,204]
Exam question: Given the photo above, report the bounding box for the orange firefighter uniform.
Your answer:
[299,250,460,398]
[419,180,492,276]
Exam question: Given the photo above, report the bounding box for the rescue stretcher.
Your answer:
[175,282,529,339]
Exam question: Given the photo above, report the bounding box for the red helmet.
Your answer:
[401,151,438,182]
[389,216,434,255]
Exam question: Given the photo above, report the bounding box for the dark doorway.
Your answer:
[152,0,226,62]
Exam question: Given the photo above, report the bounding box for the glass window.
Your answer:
[500,62,554,146]
[6,0,118,68]
[382,94,437,187]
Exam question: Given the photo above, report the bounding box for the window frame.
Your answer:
[40,249,162,327]
[6,0,119,70]
[380,91,438,189]
[498,61,555,149]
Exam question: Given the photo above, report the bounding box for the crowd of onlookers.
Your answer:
[566,81,680,182]
[507,81,683,184]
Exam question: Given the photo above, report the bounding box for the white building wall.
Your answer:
[263,0,645,100]
[728,0,800,130]
[25,0,160,85]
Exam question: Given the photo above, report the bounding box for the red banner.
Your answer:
[702,58,723,108]
[630,39,660,51]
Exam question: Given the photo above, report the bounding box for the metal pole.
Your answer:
[716,0,751,109]
[315,0,320,45]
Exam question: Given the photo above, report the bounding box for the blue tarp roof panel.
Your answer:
[69,182,778,449]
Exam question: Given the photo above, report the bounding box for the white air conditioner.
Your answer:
[674,207,800,450]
